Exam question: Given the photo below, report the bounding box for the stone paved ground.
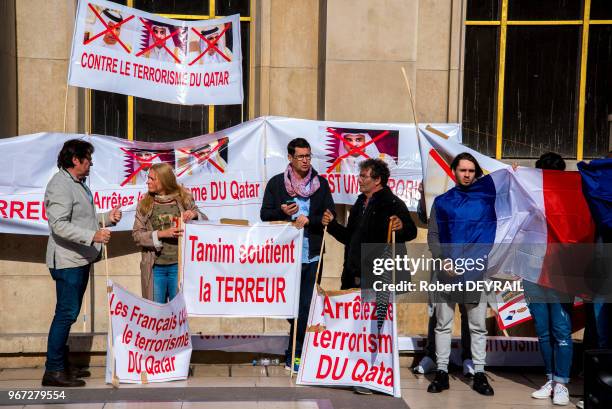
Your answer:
[0,365,584,408]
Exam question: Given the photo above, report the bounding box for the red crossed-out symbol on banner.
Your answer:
[176,142,225,177]
[326,128,390,173]
[120,148,161,186]
[84,4,134,53]
[428,148,457,183]
[188,25,231,66]
[135,18,182,63]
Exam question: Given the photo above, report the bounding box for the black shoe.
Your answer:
[67,366,91,378]
[427,370,449,393]
[472,372,494,396]
[42,371,86,387]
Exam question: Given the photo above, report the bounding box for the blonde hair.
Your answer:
[137,163,193,216]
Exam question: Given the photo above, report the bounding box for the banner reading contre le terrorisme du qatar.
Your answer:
[181,221,303,318]
[296,288,401,397]
[68,0,243,105]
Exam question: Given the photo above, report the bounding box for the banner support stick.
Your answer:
[102,217,119,388]
[289,316,298,380]
[313,226,327,286]
[178,214,185,292]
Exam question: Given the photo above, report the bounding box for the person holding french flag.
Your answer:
[426,152,495,397]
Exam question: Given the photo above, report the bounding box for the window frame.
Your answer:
[86,0,253,141]
[464,0,612,160]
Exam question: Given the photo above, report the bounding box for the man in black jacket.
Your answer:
[323,158,417,289]
[260,138,335,372]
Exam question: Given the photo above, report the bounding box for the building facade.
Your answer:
[0,0,610,364]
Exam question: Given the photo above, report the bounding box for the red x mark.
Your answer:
[176,142,225,177]
[84,4,134,54]
[120,148,161,186]
[428,148,456,183]
[326,129,390,173]
[135,18,182,63]
[188,25,231,66]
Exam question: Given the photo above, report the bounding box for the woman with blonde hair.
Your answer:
[133,163,207,302]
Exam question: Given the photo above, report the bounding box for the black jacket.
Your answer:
[327,186,417,289]
[260,170,335,260]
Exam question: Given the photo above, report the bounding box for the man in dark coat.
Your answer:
[260,137,335,372]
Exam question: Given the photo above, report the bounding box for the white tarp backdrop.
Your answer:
[0,117,461,235]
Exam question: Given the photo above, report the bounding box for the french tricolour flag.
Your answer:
[419,127,596,295]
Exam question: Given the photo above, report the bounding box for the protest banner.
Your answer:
[265,117,461,209]
[0,117,461,235]
[0,118,264,234]
[296,287,401,397]
[181,221,303,318]
[105,280,192,384]
[68,0,243,105]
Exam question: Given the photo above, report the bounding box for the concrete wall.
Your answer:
[0,0,477,360]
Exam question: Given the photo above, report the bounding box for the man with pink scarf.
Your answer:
[260,138,335,373]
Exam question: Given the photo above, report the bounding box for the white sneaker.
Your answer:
[575,400,584,409]
[462,359,475,377]
[413,356,436,374]
[531,380,554,399]
[553,383,570,406]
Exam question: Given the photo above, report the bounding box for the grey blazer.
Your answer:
[45,168,112,269]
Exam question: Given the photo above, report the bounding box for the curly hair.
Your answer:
[359,158,390,186]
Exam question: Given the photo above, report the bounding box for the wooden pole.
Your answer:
[177,215,185,292]
[313,226,327,286]
[101,218,119,387]
[289,316,298,379]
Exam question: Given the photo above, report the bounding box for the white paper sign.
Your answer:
[181,221,303,318]
[297,288,401,397]
[105,280,192,384]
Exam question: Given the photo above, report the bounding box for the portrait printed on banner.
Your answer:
[324,127,399,174]
[83,6,134,53]
[120,148,176,186]
[138,19,187,63]
[188,22,234,64]
[176,137,229,176]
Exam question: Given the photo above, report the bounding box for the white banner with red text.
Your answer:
[181,221,303,318]
[105,280,192,384]
[296,288,401,397]
[265,117,461,209]
[68,0,242,105]
[0,117,461,235]
[0,118,264,234]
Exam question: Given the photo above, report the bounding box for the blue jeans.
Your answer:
[153,263,178,303]
[523,281,573,384]
[286,261,320,359]
[585,302,611,349]
[46,265,90,372]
